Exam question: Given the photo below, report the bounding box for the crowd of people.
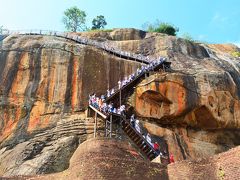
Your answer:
[105,57,166,99]
[88,54,168,151]
[64,33,158,64]
[85,43,172,162]
[89,93,126,116]
[89,92,174,163]
[71,35,152,64]
[130,114,174,163]
[89,56,165,114]
[3,30,165,66]
[130,114,159,151]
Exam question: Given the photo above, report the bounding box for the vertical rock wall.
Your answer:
[0,35,141,147]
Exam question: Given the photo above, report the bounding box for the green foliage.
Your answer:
[63,6,87,32]
[155,23,179,36]
[92,15,107,30]
[87,29,113,32]
[143,20,179,36]
[232,51,240,57]
[181,33,194,42]
[217,167,225,180]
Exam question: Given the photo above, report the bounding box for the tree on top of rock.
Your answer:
[63,6,87,32]
[91,15,107,30]
[143,20,179,36]
[155,23,179,36]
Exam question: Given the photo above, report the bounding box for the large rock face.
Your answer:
[1,139,239,180]
[0,34,140,147]
[0,28,240,176]
[0,114,96,176]
[123,36,240,160]
[167,145,240,180]
[135,72,240,129]
[76,28,146,41]
[2,139,168,180]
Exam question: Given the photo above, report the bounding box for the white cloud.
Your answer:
[233,42,240,48]
[197,34,207,41]
[211,13,228,24]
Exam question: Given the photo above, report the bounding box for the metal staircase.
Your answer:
[2,30,151,64]
[88,104,159,160]
[104,59,171,104]
[87,58,171,160]
[121,119,158,160]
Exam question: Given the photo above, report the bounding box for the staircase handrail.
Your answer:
[88,104,108,119]
[121,117,158,155]
[89,103,124,120]
[1,29,152,64]
[103,58,167,103]
[89,103,158,157]
[103,69,146,102]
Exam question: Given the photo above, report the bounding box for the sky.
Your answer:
[0,0,240,46]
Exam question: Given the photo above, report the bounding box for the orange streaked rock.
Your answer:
[135,72,240,129]
[135,75,188,120]
[71,56,80,111]
[27,100,45,132]
[0,35,140,145]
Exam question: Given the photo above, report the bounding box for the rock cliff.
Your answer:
[1,139,239,180]
[0,34,139,148]
[0,28,239,177]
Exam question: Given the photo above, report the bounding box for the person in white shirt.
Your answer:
[102,103,107,113]
[107,89,111,97]
[101,95,105,101]
[146,133,153,147]
[108,103,113,113]
[118,80,122,89]
[135,120,141,133]
[136,68,140,75]
[118,105,125,116]
[130,114,135,126]
[117,108,121,115]
[111,88,115,95]
[131,73,135,80]
[124,76,129,84]
[128,75,132,82]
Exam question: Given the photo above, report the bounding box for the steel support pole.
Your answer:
[110,115,112,138]
[119,89,122,107]
[119,54,122,107]
[94,112,97,138]
[105,119,107,137]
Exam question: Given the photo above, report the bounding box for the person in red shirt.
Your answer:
[169,153,174,163]
[153,142,159,151]
[153,142,160,155]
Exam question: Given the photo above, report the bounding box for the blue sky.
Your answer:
[0,0,240,45]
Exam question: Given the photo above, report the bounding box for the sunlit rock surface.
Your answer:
[0,28,239,177]
[0,34,140,147]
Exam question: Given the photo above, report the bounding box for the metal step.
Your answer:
[132,135,141,142]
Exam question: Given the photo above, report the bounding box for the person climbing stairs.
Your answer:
[121,118,158,160]
[81,34,172,162]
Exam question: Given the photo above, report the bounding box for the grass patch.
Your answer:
[87,29,113,33]
[231,51,240,57]
[217,167,225,180]
[181,33,195,43]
